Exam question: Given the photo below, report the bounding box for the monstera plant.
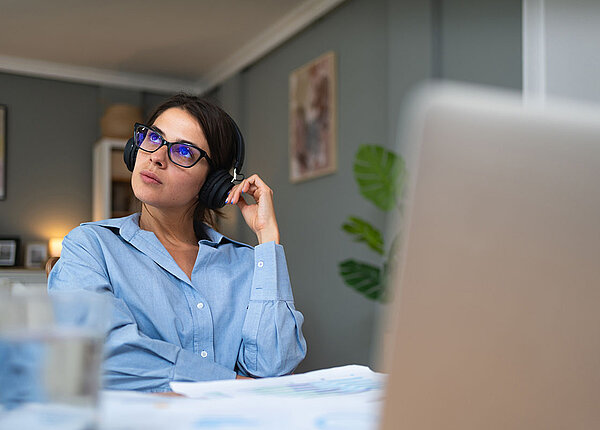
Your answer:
[339,144,406,302]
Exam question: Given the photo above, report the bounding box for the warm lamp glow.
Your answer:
[49,237,63,257]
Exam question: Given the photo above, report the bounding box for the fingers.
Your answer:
[224,182,242,205]
[224,174,271,205]
[245,174,267,189]
[240,180,258,195]
[224,182,245,205]
[235,195,248,210]
[243,174,273,202]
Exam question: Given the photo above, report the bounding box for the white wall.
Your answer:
[524,0,600,104]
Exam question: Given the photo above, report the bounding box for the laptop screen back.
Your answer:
[380,85,600,429]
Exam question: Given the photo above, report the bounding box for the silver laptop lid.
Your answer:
[381,84,600,429]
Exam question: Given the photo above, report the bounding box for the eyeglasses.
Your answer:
[133,123,213,168]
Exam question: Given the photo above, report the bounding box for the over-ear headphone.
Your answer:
[123,114,245,209]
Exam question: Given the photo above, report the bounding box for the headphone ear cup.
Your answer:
[199,170,234,209]
[124,138,138,172]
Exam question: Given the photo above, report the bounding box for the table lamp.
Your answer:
[49,237,63,258]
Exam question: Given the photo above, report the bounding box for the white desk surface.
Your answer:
[101,365,385,430]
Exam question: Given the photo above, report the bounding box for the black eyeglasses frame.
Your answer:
[133,123,213,169]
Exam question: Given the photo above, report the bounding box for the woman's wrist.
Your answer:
[256,224,280,245]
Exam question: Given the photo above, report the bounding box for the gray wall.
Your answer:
[241,0,391,371]
[436,0,522,89]
[0,72,170,262]
[0,73,98,249]
[213,0,522,372]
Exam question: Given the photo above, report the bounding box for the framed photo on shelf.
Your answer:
[0,237,19,267]
[25,242,47,269]
[1,104,7,200]
[289,51,337,183]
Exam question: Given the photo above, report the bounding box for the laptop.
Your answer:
[379,84,600,429]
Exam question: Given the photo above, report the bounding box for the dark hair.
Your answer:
[146,93,238,236]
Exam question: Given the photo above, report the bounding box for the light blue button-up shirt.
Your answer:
[48,213,306,392]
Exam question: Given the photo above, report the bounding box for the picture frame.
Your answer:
[0,104,6,200]
[25,242,47,269]
[0,237,19,267]
[289,51,337,183]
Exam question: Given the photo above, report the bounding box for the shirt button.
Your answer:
[196,302,204,309]
[257,261,264,268]
[200,350,208,358]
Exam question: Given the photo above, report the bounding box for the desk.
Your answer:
[100,366,384,430]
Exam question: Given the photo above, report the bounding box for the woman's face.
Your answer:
[131,107,211,211]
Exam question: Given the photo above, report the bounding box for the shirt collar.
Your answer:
[81,213,253,249]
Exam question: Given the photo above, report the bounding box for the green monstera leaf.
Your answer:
[342,216,384,255]
[339,144,405,302]
[354,144,405,211]
[339,259,383,301]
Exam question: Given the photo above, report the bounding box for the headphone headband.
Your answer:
[227,114,245,181]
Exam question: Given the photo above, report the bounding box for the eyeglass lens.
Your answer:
[135,126,204,167]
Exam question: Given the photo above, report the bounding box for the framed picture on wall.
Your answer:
[289,51,337,183]
[0,237,19,267]
[0,104,6,200]
[25,242,47,269]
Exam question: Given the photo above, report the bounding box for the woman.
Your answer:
[48,94,306,392]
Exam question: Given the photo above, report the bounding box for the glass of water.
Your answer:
[0,292,108,430]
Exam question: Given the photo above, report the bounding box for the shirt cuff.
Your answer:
[172,348,236,382]
[250,241,294,301]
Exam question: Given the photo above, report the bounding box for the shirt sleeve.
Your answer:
[48,228,236,392]
[237,241,307,377]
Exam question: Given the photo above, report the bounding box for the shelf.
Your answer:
[93,138,140,221]
[0,267,45,273]
[0,267,47,285]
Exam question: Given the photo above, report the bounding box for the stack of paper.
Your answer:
[100,365,386,430]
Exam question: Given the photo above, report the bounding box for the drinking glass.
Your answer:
[0,292,108,430]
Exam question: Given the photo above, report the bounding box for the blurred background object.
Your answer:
[100,104,143,139]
